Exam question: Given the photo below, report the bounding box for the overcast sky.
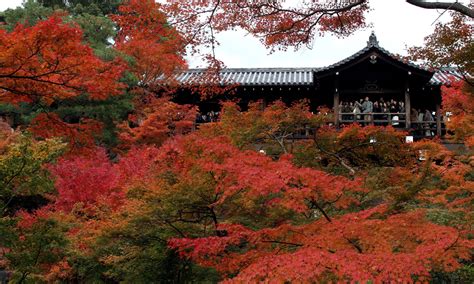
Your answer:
[1,0,469,68]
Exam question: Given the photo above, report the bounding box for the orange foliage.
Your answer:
[28,113,103,155]
[170,206,472,282]
[0,120,15,153]
[112,0,186,87]
[118,97,197,149]
[410,140,473,210]
[3,3,472,282]
[442,81,474,146]
[0,16,125,104]
[163,1,369,51]
[13,132,473,282]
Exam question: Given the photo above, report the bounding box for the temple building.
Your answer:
[173,33,462,137]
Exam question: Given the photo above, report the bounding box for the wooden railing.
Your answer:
[338,112,407,126]
[192,112,446,139]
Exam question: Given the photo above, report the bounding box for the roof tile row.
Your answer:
[173,68,459,86]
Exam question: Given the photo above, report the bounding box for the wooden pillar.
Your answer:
[334,72,340,127]
[404,75,411,129]
[436,104,442,137]
[334,92,340,127]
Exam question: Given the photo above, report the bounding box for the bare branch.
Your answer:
[406,0,474,18]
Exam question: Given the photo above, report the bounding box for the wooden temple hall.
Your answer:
[173,33,461,137]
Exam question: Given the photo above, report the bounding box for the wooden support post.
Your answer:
[404,77,411,129]
[334,72,340,127]
[334,91,340,127]
[436,104,442,137]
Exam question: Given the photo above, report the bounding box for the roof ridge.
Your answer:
[316,32,431,73]
[185,67,318,72]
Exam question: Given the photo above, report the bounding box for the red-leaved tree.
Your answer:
[0,16,125,104]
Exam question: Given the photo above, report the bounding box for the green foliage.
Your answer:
[0,92,133,150]
[43,0,123,15]
[209,100,330,155]
[426,209,467,227]
[1,0,117,53]
[293,125,415,175]
[79,212,219,283]
[53,94,134,147]
[0,1,136,151]
[0,134,66,216]
[0,1,55,31]
[0,217,17,253]
[431,264,474,284]
[63,184,220,282]
[69,11,116,51]
[7,217,70,283]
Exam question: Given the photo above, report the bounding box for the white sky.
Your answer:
[1,0,471,68]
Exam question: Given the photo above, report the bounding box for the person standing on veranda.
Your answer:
[361,97,373,125]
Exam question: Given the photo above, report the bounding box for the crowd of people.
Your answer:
[194,98,438,136]
[339,97,406,123]
[410,108,435,123]
[338,97,437,135]
[196,111,219,123]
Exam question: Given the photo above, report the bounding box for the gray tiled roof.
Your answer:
[430,68,464,85]
[173,67,460,87]
[173,33,462,87]
[174,68,316,86]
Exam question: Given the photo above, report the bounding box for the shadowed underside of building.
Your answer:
[173,33,462,138]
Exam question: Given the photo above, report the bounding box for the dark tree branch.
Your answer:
[261,240,303,247]
[344,236,363,253]
[0,158,27,215]
[406,0,474,18]
[312,136,357,176]
[309,198,332,223]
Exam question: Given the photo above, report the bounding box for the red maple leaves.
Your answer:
[112,0,186,87]
[170,205,472,283]
[0,16,125,104]
[442,81,474,146]
[49,149,124,213]
[1,1,471,282]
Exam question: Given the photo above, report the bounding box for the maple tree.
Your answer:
[202,102,414,175]
[441,81,474,146]
[46,134,365,281]
[112,0,186,88]
[8,130,470,282]
[0,16,124,104]
[163,0,473,58]
[0,14,128,152]
[201,100,330,154]
[162,136,472,282]
[162,0,369,58]
[109,0,204,150]
[6,212,70,283]
[0,0,472,282]
[408,12,473,85]
[0,128,66,280]
[302,124,415,175]
[48,149,125,214]
[406,7,473,148]
[118,97,196,149]
[0,131,65,217]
